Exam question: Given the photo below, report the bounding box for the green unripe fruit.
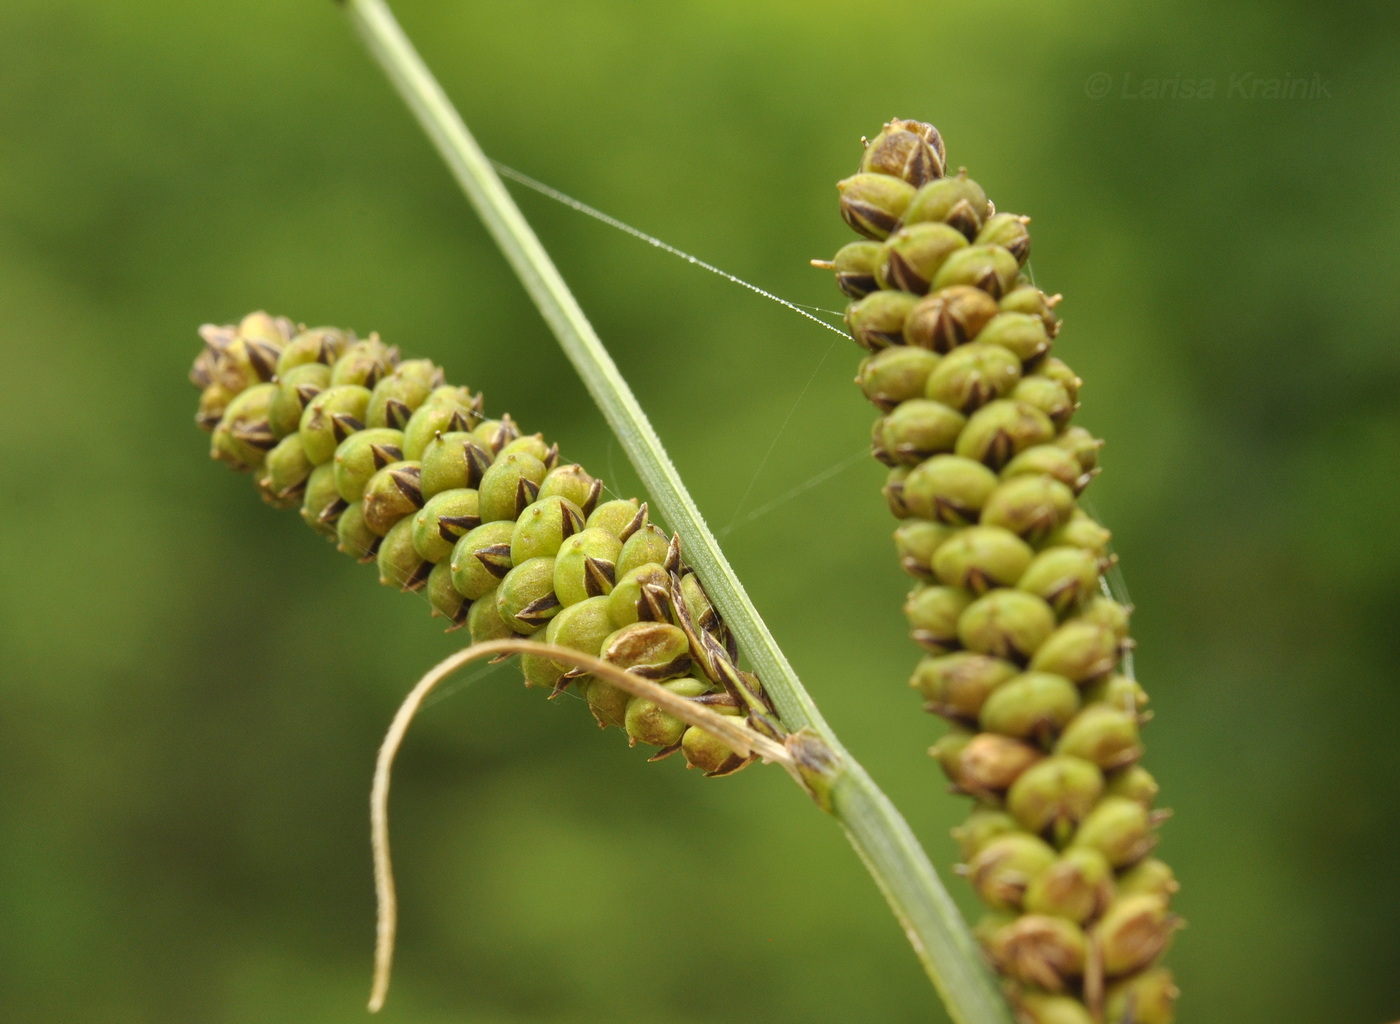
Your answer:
[499,433,555,466]
[1116,858,1178,901]
[411,488,482,564]
[1105,764,1160,807]
[831,240,884,299]
[1015,993,1094,1024]
[1018,547,1101,615]
[1029,620,1120,683]
[904,585,973,653]
[903,454,998,523]
[878,222,968,294]
[975,213,1031,264]
[980,474,1077,543]
[402,386,483,460]
[845,290,919,351]
[466,585,514,643]
[893,518,955,580]
[1055,704,1141,769]
[195,381,239,432]
[607,562,671,627]
[624,676,709,748]
[1045,510,1113,556]
[967,833,1056,911]
[681,709,747,776]
[859,118,945,186]
[979,672,1080,742]
[1037,357,1081,403]
[1072,796,1156,867]
[601,621,691,680]
[912,652,1017,721]
[1082,673,1148,713]
[330,336,398,389]
[857,345,940,411]
[361,460,424,536]
[976,311,1053,363]
[1081,596,1132,640]
[952,807,1020,861]
[425,561,469,628]
[537,464,602,516]
[883,465,912,518]
[365,359,443,430]
[1012,376,1075,429]
[930,244,1020,299]
[332,428,405,503]
[1054,425,1103,472]
[904,285,1000,352]
[496,556,561,632]
[211,382,278,470]
[952,733,1043,794]
[1106,966,1178,1024]
[275,326,349,376]
[879,399,966,464]
[987,914,1086,991]
[268,362,331,438]
[298,384,371,465]
[448,520,516,600]
[545,595,616,660]
[617,523,671,580]
[955,399,1056,468]
[1093,895,1178,977]
[1023,847,1113,924]
[377,516,432,592]
[999,285,1062,338]
[258,432,314,508]
[510,496,585,563]
[336,501,379,562]
[1002,444,1091,494]
[478,451,547,523]
[586,498,645,540]
[958,590,1057,662]
[679,572,720,636]
[924,341,1022,412]
[1006,755,1105,837]
[300,462,345,536]
[469,415,519,455]
[932,525,1034,593]
[419,430,492,498]
[928,728,975,784]
[554,528,623,607]
[972,912,1017,950]
[836,173,916,240]
[904,171,991,238]
[585,679,631,729]
[519,634,565,691]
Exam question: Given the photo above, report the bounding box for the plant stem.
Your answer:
[337,2,1014,1021]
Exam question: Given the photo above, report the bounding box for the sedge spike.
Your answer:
[821,119,1181,1024]
[191,312,783,776]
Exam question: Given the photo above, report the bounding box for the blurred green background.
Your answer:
[2,1,1396,1021]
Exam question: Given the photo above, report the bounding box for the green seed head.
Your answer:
[830,240,884,299]
[478,451,547,523]
[975,311,1053,363]
[893,518,956,580]
[425,560,469,628]
[679,572,720,637]
[859,118,946,186]
[1055,704,1142,770]
[879,399,966,464]
[902,454,999,523]
[955,399,1056,468]
[616,523,671,580]
[329,335,399,389]
[469,414,519,455]
[957,589,1057,662]
[211,382,278,470]
[1018,547,1102,615]
[467,585,515,643]
[912,652,1017,722]
[903,585,973,654]
[1006,755,1105,837]
[903,285,1001,352]
[195,381,239,433]
[1012,376,1075,429]
[401,389,482,461]
[537,463,602,516]
[987,914,1086,992]
[975,213,1032,265]
[952,806,1020,861]
[332,428,405,503]
[510,495,585,563]
[419,430,493,498]
[411,488,482,564]
[586,498,645,540]
[1081,596,1132,641]
[1015,992,1094,1024]
[299,462,345,537]
[998,285,1062,338]
[883,465,912,518]
[1081,673,1148,713]
[1116,858,1179,901]
[1045,510,1113,556]
[257,432,315,508]
[448,520,516,600]
[1023,847,1114,924]
[268,362,331,437]
[1093,894,1178,977]
[930,244,1020,299]
[979,672,1081,743]
[928,728,975,783]
[545,594,616,660]
[924,341,1022,412]
[499,433,556,466]
[298,384,371,465]
[361,460,424,536]
[1001,444,1092,494]
[1036,356,1082,404]
[554,528,623,607]
[365,358,444,429]
[953,733,1044,795]
[495,555,561,632]
[836,172,917,240]
[377,516,432,592]
[932,525,1034,593]
[586,679,631,730]
[681,712,747,776]
[1105,764,1160,807]
[607,562,672,626]
[967,833,1057,911]
[275,326,349,377]
[624,676,709,748]
[904,171,991,238]
[1105,966,1178,1024]
[845,289,919,351]
[601,621,692,680]
[1072,796,1157,867]
[1029,620,1120,682]
[1054,425,1103,472]
[857,345,940,411]
[878,222,968,294]
[980,474,1077,544]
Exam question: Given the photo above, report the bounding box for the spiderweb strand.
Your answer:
[492,162,851,338]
